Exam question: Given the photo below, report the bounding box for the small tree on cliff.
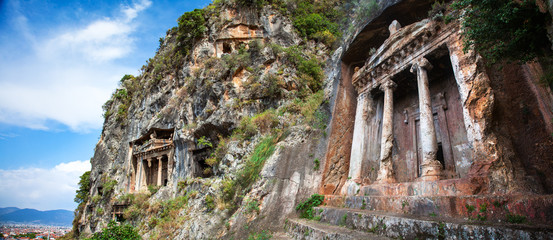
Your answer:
[75,171,91,204]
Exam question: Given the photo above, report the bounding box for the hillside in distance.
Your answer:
[0,207,73,226]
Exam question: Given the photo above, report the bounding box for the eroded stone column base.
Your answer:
[376,162,397,184]
[340,179,361,196]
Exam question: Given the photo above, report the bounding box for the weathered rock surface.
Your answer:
[78,0,553,239]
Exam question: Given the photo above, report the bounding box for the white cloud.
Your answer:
[48,19,134,62]
[122,0,153,21]
[0,0,152,132]
[0,160,91,211]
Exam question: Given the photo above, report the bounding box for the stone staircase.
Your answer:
[284,205,553,239]
[283,180,553,239]
[285,218,390,240]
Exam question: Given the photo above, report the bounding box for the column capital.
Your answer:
[379,78,397,92]
[358,90,369,99]
[410,57,433,73]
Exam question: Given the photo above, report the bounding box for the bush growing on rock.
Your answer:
[451,0,549,64]
[291,0,342,48]
[86,221,140,240]
[176,9,206,56]
[295,194,324,219]
[252,109,279,134]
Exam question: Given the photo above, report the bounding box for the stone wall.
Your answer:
[326,5,553,199]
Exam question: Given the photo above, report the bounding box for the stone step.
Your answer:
[324,194,553,225]
[270,232,293,240]
[358,179,475,196]
[314,206,553,240]
[284,218,391,240]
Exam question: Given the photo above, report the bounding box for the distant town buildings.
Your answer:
[0,224,70,240]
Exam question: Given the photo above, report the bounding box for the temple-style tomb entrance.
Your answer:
[128,128,175,193]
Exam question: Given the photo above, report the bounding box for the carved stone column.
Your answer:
[146,158,153,186]
[341,91,369,195]
[157,156,163,186]
[349,92,369,182]
[167,151,174,185]
[376,78,397,183]
[410,57,442,181]
[137,156,144,191]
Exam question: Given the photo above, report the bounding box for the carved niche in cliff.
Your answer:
[343,19,473,190]
[215,23,264,57]
[128,128,175,193]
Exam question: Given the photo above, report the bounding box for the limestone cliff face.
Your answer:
[77,0,553,239]
[78,1,338,238]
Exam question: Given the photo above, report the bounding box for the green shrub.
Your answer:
[134,193,151,208]
[288,90,326,127]
[247,230,272,240]
[177,9,206,56]
[282,46,324,93]
[117,193,135,204]
[313,158,320,170]
[451,0,549,64]
[102,179,117,195]
[236,135,278,190]
[252,109,279,134]
[123,204,141,220]
[86,220,140,240]
[148,217,159,228]
[222,135,278,205]
[143,195,192,238]
[506,213,527,224]
[205,195,215,211]
[235,0,266,8]
[177,181,188,192]
[312,29,337,47]
[222,45,252,73]
[235,116,258,140]
[466,204,475,214]
[246,199,260,213]
[428,1,448,20]
[96,207,104,215]
[295,194,324,219]
[205,136,229,167]
[339,213,347,226]
[293,13,338,42]
[114,89,128,100]
[102,101,113,120]
[160,196,189,219]
[298,58,324,92]
[198,136,213,148]
[116,103,128,122]
[290,0,342,48]
[264,73,283,98]
[91,195,102,204]
[148,185,160,195]
[222,178,237,202]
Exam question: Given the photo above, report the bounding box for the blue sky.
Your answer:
[0,0,212,211]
